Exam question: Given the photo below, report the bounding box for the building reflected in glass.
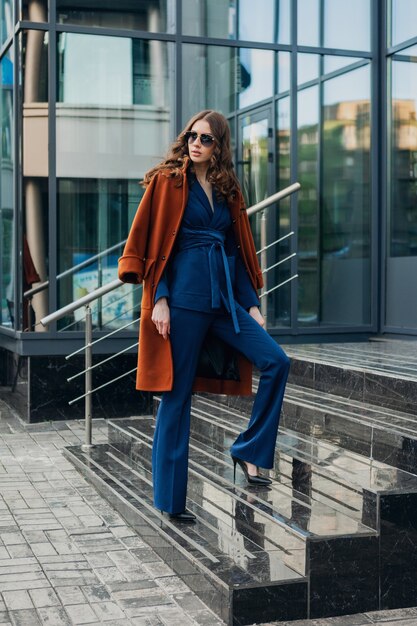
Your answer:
[1,0,417,403]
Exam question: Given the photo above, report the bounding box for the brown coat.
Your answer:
[118,158,263,396]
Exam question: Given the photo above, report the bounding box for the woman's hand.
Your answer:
[151,298,170,340]
[248,306,265,327]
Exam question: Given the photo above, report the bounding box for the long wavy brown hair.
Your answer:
[142,110,240,199]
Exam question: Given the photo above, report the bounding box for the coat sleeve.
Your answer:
[118,174,158,284]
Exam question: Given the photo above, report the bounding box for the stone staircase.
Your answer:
[64,339,417,625]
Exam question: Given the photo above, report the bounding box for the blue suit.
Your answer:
[152,176,290,514]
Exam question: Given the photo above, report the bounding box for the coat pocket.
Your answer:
[143,258,155,280]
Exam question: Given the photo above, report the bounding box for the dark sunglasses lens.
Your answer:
[200,134,214,146]
[185,131,198,143]
[185,131,214,146]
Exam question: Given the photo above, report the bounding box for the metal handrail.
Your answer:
[39,181,300,449]
[24,239,126,299]
[247,183,300,217]
[40,182,300,327]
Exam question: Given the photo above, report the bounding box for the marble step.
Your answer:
[282,384,417,474]
[285,341,417,415]
[64,442,308,625]
[182,394,417,611]
[107,416,383,619]
[188,395,417,536]
[210,374,417,475]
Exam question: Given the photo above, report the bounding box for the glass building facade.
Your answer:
[1,0,417,366]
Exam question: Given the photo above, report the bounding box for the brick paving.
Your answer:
[0,395,416,626]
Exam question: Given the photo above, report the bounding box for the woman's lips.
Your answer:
[191,151,201,156]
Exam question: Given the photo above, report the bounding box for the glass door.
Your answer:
[238,106,289,327]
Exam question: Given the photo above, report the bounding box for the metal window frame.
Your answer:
[1,0,409,350]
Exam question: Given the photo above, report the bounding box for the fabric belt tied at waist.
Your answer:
[177,226,240,333]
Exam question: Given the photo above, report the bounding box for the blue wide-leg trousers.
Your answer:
[152,304,290,514]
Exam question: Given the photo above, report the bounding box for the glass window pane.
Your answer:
[297,85,319,325]
[57,0,175,33]
[322,65,371,326]
[277,0,290,44]
[1,0,13,45]
[277,50,290,93]
[0,47,14,328]
[390,59,417,258]
[272,96,291,327]
[324,0,370,51]
[239,0,290,43]
[386,59,417,328]
[183,0,235,38]
[21,0,47,22]
[324,55,363,75]
[298,0,319,47]
[56,33,175,326]
[392,0,417,47]
[238,48,273,109]
[298,53,319,86]
[22,30,49,330]
[182,43,236,124]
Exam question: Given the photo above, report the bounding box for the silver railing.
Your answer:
[40,182,300,448]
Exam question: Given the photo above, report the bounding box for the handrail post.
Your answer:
[83,305,93,449]
[260,210,268,329]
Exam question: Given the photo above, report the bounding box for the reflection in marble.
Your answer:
[65,339,417,622]
[64,443,307,625]
[28,355,151,422]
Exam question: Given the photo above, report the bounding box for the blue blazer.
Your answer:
[155,176,259,324]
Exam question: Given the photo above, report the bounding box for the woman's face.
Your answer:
[187,119,216,167]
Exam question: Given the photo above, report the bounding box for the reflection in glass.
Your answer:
[183,0,235,38]
[324,55,363,75]
[239,0,290,44]
[1,0,13,45]
[392,0,417,47]
[57,179,141,331]
[272,96,291,327]
[21,0,47,22]
[386,59,417,328]
[0,47,14,327]
[297,0,319,47]
[240,116,269,209]
[390,60,417,257]
[395,43,417,57]
[57,0,173,33]
[276,0,290,44]
[182,43,235,123]
[22,30,49,330]
[56,33,174,325]
[238,48,273,109]
[324,0,370,51]
[277,51,290,94]
[298,53,319,86]
[322,65,371,325]
[297,86,319,325]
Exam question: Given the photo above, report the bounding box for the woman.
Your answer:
[118,110,290,522]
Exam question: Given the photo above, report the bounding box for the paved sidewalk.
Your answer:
[0,396,416,626]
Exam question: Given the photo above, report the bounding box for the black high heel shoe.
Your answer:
[162,510,196,522]
[231,455,272,486]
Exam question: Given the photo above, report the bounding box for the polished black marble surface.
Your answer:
[286,343,417,416]
[64,443,307,625]
[27,354,151,422]
[380,492,417,609]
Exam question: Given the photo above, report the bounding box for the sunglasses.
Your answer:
[184,130,215,147]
